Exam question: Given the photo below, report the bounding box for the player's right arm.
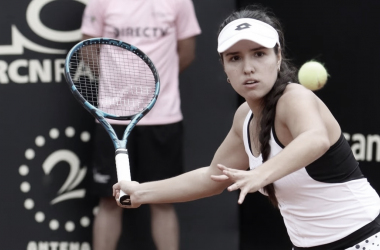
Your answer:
[113,103,251,208]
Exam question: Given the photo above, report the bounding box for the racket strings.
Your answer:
[69,43,156,117]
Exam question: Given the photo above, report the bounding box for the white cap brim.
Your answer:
[217,18,279,53]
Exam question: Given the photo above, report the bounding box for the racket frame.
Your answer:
[64,37,160,205]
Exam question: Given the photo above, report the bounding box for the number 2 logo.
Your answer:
[42,150,87,205]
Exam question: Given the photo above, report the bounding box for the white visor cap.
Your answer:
[217,18,279,53]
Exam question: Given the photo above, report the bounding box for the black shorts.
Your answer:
[91,122,184,197]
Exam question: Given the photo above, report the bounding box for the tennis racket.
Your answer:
[64,38,160,205]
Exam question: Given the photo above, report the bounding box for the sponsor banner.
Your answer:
[344,133,380,163]
[0,0,97,249]
[0,0,240,250]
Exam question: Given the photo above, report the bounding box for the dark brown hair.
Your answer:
[218,5,298,207]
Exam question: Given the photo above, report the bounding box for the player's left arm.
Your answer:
[257,85,333,183]
[215,85,337,203]
[178,37,196,73]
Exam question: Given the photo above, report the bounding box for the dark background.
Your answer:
[0,0,238,249]
[1,0,380,249]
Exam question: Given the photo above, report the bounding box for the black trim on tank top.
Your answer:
[245,113,254,171]
[293,213,380,250]
[272,123,364,183]
[247,113,253,155]
[249,112,363,183]
[304,133,364,183]
[271,124,285,148]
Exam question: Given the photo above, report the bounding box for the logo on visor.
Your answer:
[235,23,251,31]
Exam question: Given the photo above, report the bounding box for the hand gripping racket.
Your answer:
[64,38,160,205]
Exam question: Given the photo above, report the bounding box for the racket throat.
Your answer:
[115,139,127,150]
[115,148,128,155]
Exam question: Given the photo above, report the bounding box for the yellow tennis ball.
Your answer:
[298,61,328,91]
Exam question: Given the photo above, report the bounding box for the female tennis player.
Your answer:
[113,5,380,249]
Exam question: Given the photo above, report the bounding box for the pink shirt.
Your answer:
[81,0,201,125]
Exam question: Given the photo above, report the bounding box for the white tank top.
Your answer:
[243,110,380,247]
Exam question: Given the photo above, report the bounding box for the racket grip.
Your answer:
[119,190,131,205]
[115,150,132,205]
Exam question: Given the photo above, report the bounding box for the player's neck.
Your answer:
[247,101,262,119]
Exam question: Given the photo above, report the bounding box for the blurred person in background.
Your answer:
[80,0,201,249]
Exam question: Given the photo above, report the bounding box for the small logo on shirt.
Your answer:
[107,25,170,39]
[235,23,251,31]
